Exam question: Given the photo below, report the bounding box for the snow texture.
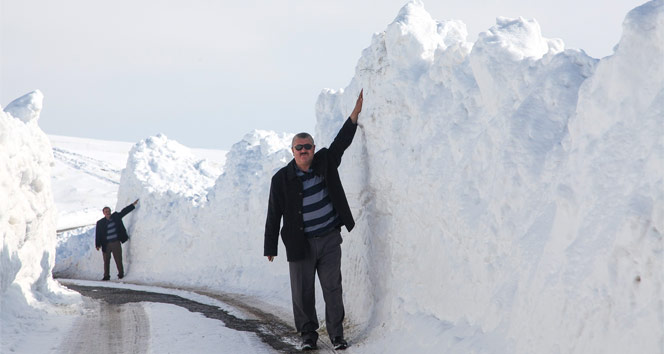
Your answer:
[315,1,663,352]
[114,129,293,299]
[4,1,664,353]
[114,1,664,351]
[1,90,80,351]
[50,136,229,280]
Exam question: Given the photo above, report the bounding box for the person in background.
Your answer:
[95,199,139,281]
[264,90,363,351]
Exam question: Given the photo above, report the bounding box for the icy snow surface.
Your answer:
[1,91,81,351]
[5,0,664,353]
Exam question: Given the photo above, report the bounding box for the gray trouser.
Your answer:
[289,229,345,341]
[103,240,124,277]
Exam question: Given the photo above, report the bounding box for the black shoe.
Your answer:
[332,337,348,350]
[300,337,318,351]
[101,276,110,281]
[118,273,124,279]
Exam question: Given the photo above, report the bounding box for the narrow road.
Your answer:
[57,282,336,353]
[58,297,149,354]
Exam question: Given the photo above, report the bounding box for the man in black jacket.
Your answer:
[95,199,138,280]
[264,90,363,351]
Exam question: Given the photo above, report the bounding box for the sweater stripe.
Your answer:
[296,169,339,237]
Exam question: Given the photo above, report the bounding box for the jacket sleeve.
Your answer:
[264,174,283,256]
[327,117,358,167]
[95,220,102,248]
[118,204,136,218]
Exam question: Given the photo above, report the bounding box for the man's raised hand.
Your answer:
[350,89,363,124]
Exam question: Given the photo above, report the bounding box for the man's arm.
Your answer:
[264,176,283,261]
[95,219,103,250]
[328,90,363,165]
[118,199,139,218]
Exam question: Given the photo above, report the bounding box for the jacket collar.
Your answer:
[286,155,321,180]
[286,159,298,180]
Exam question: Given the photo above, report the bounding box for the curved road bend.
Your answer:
[59,282,337,353]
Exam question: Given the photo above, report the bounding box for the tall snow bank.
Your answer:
[114,134,222,279]
[51,135,229,281]
[53,226,98,280]
[1,91,79,350]
[114,130,293,301]
[317,1,663,353]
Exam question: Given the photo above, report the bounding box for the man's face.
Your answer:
[292,137,315,168]
[103,207,111,218]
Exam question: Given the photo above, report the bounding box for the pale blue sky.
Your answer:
[1,0,645,149]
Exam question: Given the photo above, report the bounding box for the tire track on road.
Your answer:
[58,297,149,354]
[63,284,302,353]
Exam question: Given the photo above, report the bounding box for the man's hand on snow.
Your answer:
[350,89,363,124]
[267,256,275,262]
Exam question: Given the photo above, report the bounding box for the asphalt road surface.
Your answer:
[58,282,337,353]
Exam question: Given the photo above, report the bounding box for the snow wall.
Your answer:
[63,1,662,353]
[1,91,80,349]
[316,1,663,353]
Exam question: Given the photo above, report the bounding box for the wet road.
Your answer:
[59,283,309,353]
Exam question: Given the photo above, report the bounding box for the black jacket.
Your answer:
[95,204,135,252]
[264,117,357,261]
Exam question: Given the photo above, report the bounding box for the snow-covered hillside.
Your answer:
[49,135,132,230]
[50,134,228,231]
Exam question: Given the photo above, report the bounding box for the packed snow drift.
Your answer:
[5,0,663,353]
[1,91,80,350]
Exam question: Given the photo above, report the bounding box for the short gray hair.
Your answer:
[291,132,314,147]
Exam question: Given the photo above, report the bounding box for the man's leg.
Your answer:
[316,231,345,341]
[108,241,124,278]
[288,242,319,342]
[102,248,111,279]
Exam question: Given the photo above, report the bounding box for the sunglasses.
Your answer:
[293,144,313,151]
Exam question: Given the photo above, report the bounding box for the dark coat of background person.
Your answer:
[95,204,135,252]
